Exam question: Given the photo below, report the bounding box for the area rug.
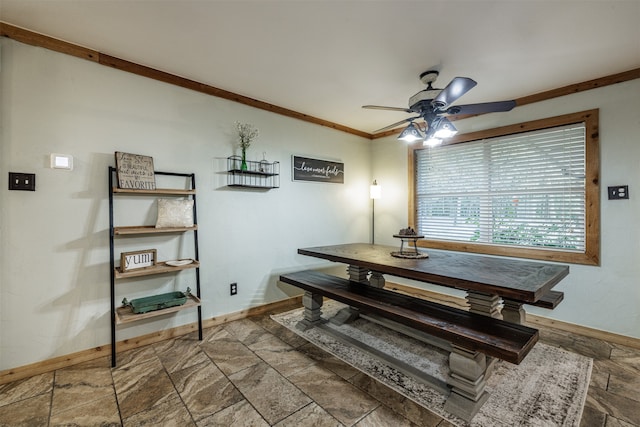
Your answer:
[272,301,592,427]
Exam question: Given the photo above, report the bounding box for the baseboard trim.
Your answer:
[0,295,302,385]
[386,282,640,350]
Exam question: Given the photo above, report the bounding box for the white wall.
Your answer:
[2,37,638,372]
[0,39,371,370]
[373,78,640,339]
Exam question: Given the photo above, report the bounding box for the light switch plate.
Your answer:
[608,185,629,200]
[8,172,36,191]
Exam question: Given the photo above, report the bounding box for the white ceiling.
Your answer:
[1,1,639,134]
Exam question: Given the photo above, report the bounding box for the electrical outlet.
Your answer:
[8,172,36,191]
[230,282,237,295]
[608,185,629,200]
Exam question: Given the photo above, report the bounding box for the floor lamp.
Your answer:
[370,180,381,244]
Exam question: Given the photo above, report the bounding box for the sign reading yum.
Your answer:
[120,249,157,271]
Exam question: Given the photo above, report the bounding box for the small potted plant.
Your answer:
[236,121,259,171]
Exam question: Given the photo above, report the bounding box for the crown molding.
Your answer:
[0,22,372,139]
[2,22,638,141]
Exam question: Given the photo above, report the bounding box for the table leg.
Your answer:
[337,265,385,324]
[502,299,526,324]
[369,271,385,288]
[296,291,324,331]
[444,344,490,422]
[465,291,501,378]
[466,291,502,318]
[347,265,369,283]
[332,265,370,325]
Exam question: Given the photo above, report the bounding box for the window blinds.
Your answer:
[415,123,586,251]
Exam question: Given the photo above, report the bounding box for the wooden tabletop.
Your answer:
[298,243,569,303]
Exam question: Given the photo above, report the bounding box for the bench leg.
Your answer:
[296,291,324,331]
[502,299,526,324]
[444,345,490,422]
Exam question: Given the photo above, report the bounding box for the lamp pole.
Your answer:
[372,197,375,244]
[370,180,381,244]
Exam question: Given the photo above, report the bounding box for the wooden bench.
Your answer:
[280,269,540,421]
[531,290,564,309]
[280,269,538,364]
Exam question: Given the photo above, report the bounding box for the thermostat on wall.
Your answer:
[50,153,73,170]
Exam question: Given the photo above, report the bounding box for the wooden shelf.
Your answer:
[115,260,200,279]
[108,167,203,367]
[115,294,201,324]
[112,187,195,195]
[114,225,198,235]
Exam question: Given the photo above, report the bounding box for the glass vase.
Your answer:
[241,148,248,171]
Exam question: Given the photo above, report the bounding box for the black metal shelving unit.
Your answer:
[108,167,203,367]
[227,155,280,189]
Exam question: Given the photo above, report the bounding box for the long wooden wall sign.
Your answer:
[292,156,344,184]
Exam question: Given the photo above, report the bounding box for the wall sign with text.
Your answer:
[115,151,156,190]
[292,156,344,184]
[120,249,157,271]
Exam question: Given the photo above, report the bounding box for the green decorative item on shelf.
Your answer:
[235,121,259,172]
[241,147,248,171]
[122,287,191,314]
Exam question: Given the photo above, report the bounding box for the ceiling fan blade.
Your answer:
[374,116,421,133]
[432,77,477,110]
[446,100,516,116]
[363,105,412,113]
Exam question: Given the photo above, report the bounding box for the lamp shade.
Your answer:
[423,136,443,147]
[432,117,458,138]
[397,122,423,143]
[370,180,382,199]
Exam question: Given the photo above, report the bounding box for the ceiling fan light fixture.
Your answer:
[397,122,423,143]
[365,69,515,144]
[432,117,458,138]
[423,136,442,147]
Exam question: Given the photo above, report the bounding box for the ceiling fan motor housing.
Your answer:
[409,89,441,111]
[410,70,442,111]
[419,70,439,84]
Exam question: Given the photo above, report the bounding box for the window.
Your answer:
[409,110,599,265]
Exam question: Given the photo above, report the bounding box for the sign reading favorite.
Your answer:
[115,151,156,190]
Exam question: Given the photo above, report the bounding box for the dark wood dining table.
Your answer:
[293,243,570,421]
[298,243,569,323]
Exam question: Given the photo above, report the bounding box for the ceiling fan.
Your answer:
[363,70,516,145]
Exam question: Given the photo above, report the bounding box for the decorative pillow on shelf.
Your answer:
[155,199,194,228]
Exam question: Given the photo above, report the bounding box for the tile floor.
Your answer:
[0,306,639,426]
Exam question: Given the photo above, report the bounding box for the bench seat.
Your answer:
[280,270,539,365]
[529,290,564,309]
